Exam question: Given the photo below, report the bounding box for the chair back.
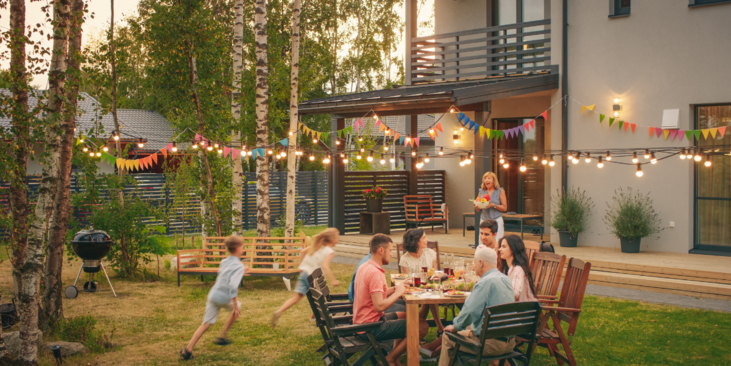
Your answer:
[404,195,439,221]
[530,252,566,299]
[395,241,440,273]
[305,269,331,342]
[308,268,336,301]
[523,240,541,266]
[309,287,350,358]
[557,258,591,335]
[477,301,543,362]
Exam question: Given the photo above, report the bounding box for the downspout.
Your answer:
[561,0,569,193]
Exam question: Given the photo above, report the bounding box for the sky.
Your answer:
[1,0,432,90]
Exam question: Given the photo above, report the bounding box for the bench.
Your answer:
[176,234,307,287]
[404,195,448,233]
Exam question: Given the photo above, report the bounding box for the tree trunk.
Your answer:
[9,0,43,363]
[43,0,85,325]
[231,0,244,235]
[255,0,271,238]
[285,0,301,238]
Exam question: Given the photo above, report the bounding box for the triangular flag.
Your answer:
[134,160,141,171]
[115,158,123,169]
[678,130,685,141]
[648,127,655,137]
[298,122,303,130]
[540,111,548,120]
[486,129,492,139]
[139,157,146,170]
[581,104,595,114]
[498,130,504,139]
[76,137,82,145]
[479,126,485,137]
[518,125,526,134]
[599,114,605,123]
[409,138,415,148]
[663,130,670,140]
[630,124,637,133]
[232,148,240,160]
[378,124,386,132]
[618,121,624,130]
[623,122,630,131]
[435,122,443,133]
[375,120,381,127]
[670,130,678,140]
[609,118,615,127]
[414,137,420,147]
[398,136,404,145]
[316,132,322,140]
[161,147,168,158]
[355,119,362,131]
[529,119,535,129]
[523,122,530,133]
[337,130,342,139]
[359,119,365,129]
[151,153,158,164]
[458,113,465,122]
[394,132,400,141]
[473,125,479,134]
[710,128,717,139]
[224,147,231,157]
[468,120,476,131]
[656,128,663,137]
[718,126,727,137]
[428,131,435,140]
[701,129,710,139]
[581,106,587,114]
[279,138,289,146]
[195,133,203,140]
[686,130,694,140]
[347,126,353,135]
[165,143,173,153]
[322,131,329,141]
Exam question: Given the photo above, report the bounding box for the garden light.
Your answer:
[171,142,178,153]
[519,159,527,172]
[439,147,444,156]
[704,154,712,167]
[636,164,643,177]
[650,152,657,164]
[597,156,604,168]
[632,152,639,163]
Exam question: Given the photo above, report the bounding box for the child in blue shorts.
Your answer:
[271,228,340,328]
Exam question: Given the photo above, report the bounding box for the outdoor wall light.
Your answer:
[519,159,527,172]
[424,153,430,163]
[636,164,643,177]
[439,147,444,156]
[679,148,687,159]
[650,152,657,164]
[171,142,178,153]
[597,156,604,168]
[613,98,621,117]
[704,154,712,167]
[632,152,639,163]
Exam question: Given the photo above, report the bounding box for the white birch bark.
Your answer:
[255,0,271,237]
[231,0,244,235]
[285,0,301,238]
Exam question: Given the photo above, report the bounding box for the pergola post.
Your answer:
[473,103,491,248]
[406,115,418,195]
[329,116,345,234]
[404,0,417,86]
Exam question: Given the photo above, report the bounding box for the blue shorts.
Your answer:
[294,272,310,294]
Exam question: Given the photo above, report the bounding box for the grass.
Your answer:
[0,239,730,365]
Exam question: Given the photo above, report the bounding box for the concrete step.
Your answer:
[589,270,731,301]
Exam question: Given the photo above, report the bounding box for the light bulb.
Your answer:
[82,146,88,152]
[390,155,395,163]
[406,136,411,142]
[503,162,509,169]
[323,155,331,164]
[289,131,293,136]
[468,151,474,159]
[424,154,430,163]
[694,151,702,162]
[367,150,374,162]
[358,136,363,142]
[499,158,505,164]
[172,142,178,153]
[137,138,144,148]
[383,145,389,151]
[679,148,686,160]
[102,146,108,152]
[380,157,386,165]
[80,137,84,143]
[585,153,591,163]
[614,98,620,104]
[89,151,94,157]
[459,156,465,166]
[356,154,362,160]
[112,132,119,141]
[548,156,555,167]
[275,154,281,160]
[411,151,416,157]
[572,157,579,164]
[207,145,213,151]
[465,157,471,165]
[429,128,434,134]
[597,156,604,168]
[519,159,527,172]
[309,154,315,161]
[96,151,101,157]
[460,127,464,132]
[541,155,548,165]
[644,149,650,159]
[632,152,639,164]
[636,164,643,177]
[335,140,340,145]
[192,141,199,149]
[704,154,711,167]
[281,150,287,157]
[268,149,273,155]
[532,153,538,161]
[343,156,349,164]
[217,148,223,155]
[360,147,365,153]
[439,147,444,156]
[373,114,378,120]
[606,151,612,161]
[614,111,619,117]
[312,138,318,143]
[650,152,657,164]
[247,150,252,156]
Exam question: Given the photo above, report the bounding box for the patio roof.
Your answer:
[299,70,558,118]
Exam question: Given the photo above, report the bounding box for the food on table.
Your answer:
[427,268,435,277]
[456,282,475,292]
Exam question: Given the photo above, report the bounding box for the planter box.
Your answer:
[366,199,383,212]
[558,231,578,247]
[620,237,641,253]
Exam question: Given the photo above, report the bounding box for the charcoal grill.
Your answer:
[65,227,117,299]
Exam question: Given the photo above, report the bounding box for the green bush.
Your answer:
[55,315,115,353]
[550,187,595,237]
[604,187,663,239]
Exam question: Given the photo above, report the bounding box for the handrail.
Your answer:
[411,19,551,43]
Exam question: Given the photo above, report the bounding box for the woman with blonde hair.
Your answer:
[474,171,507,245]
[272,228,340,328]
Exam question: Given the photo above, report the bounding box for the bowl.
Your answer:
[472,200,490,209]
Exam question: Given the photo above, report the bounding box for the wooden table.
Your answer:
[391,274,468,366]
[359,211,391,235]
[462,212,477,237]
[502,213,544,240]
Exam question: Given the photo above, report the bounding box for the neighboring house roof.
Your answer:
[0,89,174,151]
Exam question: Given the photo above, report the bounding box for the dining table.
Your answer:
[391,274,469,366]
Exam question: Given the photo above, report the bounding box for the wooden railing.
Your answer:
[408,19,553,84]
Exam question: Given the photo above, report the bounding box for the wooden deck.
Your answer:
[338,230,731,301]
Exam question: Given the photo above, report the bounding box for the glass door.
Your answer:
[695,104,731,252]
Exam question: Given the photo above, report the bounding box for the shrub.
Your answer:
[55,315,115,352]
[604,187,663,239]
[550,187,595,237]
[362,186,388,200]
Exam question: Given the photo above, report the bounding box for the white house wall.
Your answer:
[434,112,476,228]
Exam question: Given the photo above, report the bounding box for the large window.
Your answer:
[610,0,631,17]
[690,0,731,6]
[491,0,548,73]
[695,104,731,252]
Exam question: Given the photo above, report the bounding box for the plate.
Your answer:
[405,290,424,295]
[392,274,407,279]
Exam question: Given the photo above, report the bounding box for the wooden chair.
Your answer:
[395,241,441,274]
[310,288,390,366]
[522,240,542,266]
[444,301,543,366]
[529,252,566,303]
[305,269,353,354]
[404,195,448,233]
[533,258,591,366]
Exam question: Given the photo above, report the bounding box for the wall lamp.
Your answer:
[453,130,461,145]
[613,98,622,118]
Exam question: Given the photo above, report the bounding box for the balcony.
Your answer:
[407,19,554,85]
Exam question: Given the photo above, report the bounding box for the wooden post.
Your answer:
[329,116,346,234]
[404,0,417,86]
[473,103,490,248]
[406,115,419,195]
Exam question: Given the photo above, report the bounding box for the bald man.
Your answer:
[438,247,515,366]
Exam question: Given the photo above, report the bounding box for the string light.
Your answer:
[247,150,252,156]
[192,140,199,149]
[289,130,293,136]
[356,152,362,160]
[411,150,416,157]
[312,137,318,143]
[533,152,538,161]
[679,148,686,159]
[650,152,657,164]
[89,151,94,157]
[429,128,434,135]
[112,131,119,141]
[360,147,365,153]
[416,157,424,169]
[405,135,411,143]
[644,149,651,159]
[424,153,430,163]
[468,151,474,159]
[102,146,108,152]
[585,153,591,163]
[171,142,178,153]
[96,150,102,157]
[207,143,213,151]
[335,139,340,145]
[343,155,349,164]
[267,149,273,155]
[367,150,374,162]
[358,136,363,142]
[390,154,395,163]
[383,144,389,151]
[213,142,219,149]
[694,149,702,162]
[597,156,604,168]
[439,147,444,156]
[323,154,331,164]
[309,152,315,161]
[541,155,548,165]
[459,156,465,167]
[572,152,580,164]
[549,156,555,167]
[373,113,378,120]
[502,161,509,169]
[275,153,281,160]
[379,156,386,165]
[704,154,712,167]
[636,164,643,177]
[632,152,639,164]
[137,138,145,148]
[80,136,84,143]
[82,146,89,152]
[281,149,287,157]
[465,155,471,165]
[519,159,527,172]
[217,144,224,154]
[606,151,612,161]
[499,156,505,164]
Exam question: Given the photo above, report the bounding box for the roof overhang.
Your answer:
[299,69,558,118]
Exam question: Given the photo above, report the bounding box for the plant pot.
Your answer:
[366,199,383,212]
[620,237,641,253]
[558,231,578,247]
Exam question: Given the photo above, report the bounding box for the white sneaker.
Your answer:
[271,310,282,328]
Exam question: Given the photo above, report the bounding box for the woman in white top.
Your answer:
[497,234,537,302]
[399,229,445,340]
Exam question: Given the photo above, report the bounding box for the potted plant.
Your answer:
[604,187,663,253]
[550,187,594,247]
[362,186,388,212]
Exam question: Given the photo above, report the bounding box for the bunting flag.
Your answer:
[529,119,535,129]
[701,129,710,139]
[581,104,595,114]
[710,128,717,139]
[497,130,505,139]
[468,120,476,131]
[398,136,405,145]
[279,137,289,146]
[378,124,386,132]
[678,130,685,141]
[540,111,548,120]
[685,130,694,140]
[599,114,606,123]
[394,132,400,142]
[609,118,615,127]
[655,128,662,138]
[161,147,168,158]
[414,137,420,147]
[670,130,678,140]
[718,126,727,137]
[435,122,443,133]
[298,122,303,130]
[232,148,240,160]
[518,125,525,134]
[458,113,465,122]
[337,130,343,139]
[479,126,486,137]
[630,124,637,133]
[663,130,670,140]
[648,127,655,137]
[623,122,630,132]
[618,121,624,130]
[316,131,322,140]
[151,153,158,164]
[224,147,231,157]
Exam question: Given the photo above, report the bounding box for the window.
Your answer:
[690,0,731,6]
[694,104,731,253]
[611,0,630,17]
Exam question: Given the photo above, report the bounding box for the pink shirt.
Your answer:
[508,266,536,302]
[353,260,387,324]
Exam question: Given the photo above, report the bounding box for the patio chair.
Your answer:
[310,287,390,366]
[532,258,591,366]
[305,269,353,353]
[404,195,448,233]
[444,301,542,366]
[522,240,542,266]
[308,268,353,314]
[529,252,566,303]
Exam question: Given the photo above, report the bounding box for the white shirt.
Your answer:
[208,256,245,305]
[298,246,335,274]
[399,248,437,270]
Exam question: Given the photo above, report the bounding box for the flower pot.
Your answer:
[273,263,280,270]
[366,199,383,212]
[620,237,641,253]
[558,231,578,247]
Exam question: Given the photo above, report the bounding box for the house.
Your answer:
[300,0,731,255]
[0,90,176,174]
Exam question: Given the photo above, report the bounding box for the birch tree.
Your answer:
[231,0,245,234]
[255,0,271,237]
[284,0,301,238]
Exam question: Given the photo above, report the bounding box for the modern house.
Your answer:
[301,0,731,255]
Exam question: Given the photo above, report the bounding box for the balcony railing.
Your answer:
[408,19,552,84]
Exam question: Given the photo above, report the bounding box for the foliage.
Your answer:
[362,186,388,200]
[54,315,115,353]
[604,187,663,239]
[550,187,594,237]
[347,119,392,171]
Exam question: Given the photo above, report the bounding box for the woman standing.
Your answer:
[474,171,508,245]
[498,235,537,302]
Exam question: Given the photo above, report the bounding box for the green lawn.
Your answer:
[1,237,730,365]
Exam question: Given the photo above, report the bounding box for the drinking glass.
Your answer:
[433,276,441,295]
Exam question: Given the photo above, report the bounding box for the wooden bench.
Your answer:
[176,234,307,287]
[404,195,448,233]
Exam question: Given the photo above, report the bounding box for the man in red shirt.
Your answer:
[353,234,428,366]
